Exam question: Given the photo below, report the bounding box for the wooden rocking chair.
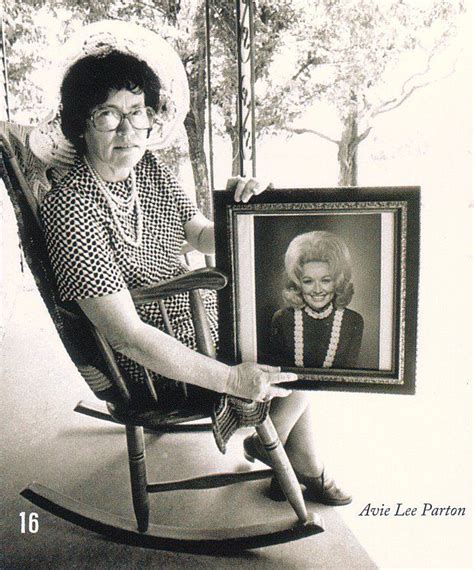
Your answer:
[0,121,324,553]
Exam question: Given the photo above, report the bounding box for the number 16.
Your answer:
[19,512,39,534]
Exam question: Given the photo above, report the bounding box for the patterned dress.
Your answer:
[41,150,219,407]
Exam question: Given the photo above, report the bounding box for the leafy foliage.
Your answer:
[253,0,464,143]
[3,0,464,188]
[3,0,200,175]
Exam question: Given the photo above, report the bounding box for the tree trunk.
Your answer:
[337,111,359,186]
[184,110,211,218]
[230,126,241,177]
[183,15,212,218]
[231,135,240,176]
[224,119,241,177]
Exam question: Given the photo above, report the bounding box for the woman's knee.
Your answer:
[272,390,310,414]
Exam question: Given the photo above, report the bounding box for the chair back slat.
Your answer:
[89,326,131,403]
[189,290,216,359]
[158,300,175,337]
[143,369,159,402]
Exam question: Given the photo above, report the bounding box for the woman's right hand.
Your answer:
[226,362,298,402]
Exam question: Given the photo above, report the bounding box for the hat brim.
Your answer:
[30,20,190,168]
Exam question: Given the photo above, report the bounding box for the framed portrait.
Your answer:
[214,187,420,394]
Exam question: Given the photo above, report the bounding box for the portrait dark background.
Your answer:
[254,213,382,370]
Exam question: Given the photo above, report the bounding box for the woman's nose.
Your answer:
[312,281,322,293]
[116,116,134,135]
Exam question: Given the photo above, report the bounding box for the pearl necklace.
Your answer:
[304,303,333,320]
[294,306,344,368]
[84,157,143,248]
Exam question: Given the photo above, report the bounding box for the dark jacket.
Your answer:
[269,306,364,369]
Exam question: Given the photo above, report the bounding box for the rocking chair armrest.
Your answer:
[52,268,227,401]
[130,268,228,306]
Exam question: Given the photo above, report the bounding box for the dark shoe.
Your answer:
[295,469,352,506]
[269,470,352,506]
[244,435,351,506]
[243,434,272,467]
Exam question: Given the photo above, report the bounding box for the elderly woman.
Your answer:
[34,21,349,507]
[269,231,364,369]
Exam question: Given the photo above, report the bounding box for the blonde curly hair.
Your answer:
[283,231,354,309]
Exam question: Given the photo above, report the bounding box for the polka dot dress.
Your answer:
[41,150,219,402]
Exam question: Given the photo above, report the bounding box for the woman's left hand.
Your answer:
[226,176,272,203]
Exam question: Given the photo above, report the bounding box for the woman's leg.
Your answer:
[269,391,307,442]
[269,392,324,476]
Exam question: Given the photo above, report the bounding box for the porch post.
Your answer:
[235,0,257,178]
[1,19,11,121]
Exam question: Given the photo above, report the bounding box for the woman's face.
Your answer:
[84,88,149,181]
[300,261,336,311]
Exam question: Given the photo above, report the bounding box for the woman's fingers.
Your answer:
[251,180,273,196]
[255,363,281,373]
[226,176,246,201]
[265,370,298,400]
[257,364,298,382]
[227,362,298,402]
[270,372,299,384]
[236,178,259,203]
[240,179,260,203]
[226,176,273,204]
[268,386,293,399]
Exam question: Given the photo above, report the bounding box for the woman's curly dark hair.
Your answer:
[60,51,161,155]
[283,231,354,309]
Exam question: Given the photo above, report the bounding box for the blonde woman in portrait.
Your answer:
[269,231,364,369]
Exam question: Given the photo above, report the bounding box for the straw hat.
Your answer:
[30,20,190,168]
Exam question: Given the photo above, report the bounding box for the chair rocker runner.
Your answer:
[1,121,324,552]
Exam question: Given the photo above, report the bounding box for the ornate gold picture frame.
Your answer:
[214,187,420,394]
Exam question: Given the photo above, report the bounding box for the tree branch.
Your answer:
[374,58,457,117]
[355,126,373,144]
[400,47,438,94]
[375,82,430,115]
[284,126,339,145]
[372,33,454,118]
[291,53,321,81]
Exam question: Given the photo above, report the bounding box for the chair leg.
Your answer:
[256,418,308,523]
[126,425,149,533]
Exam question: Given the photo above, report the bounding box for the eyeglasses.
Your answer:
[90,106,156,132]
